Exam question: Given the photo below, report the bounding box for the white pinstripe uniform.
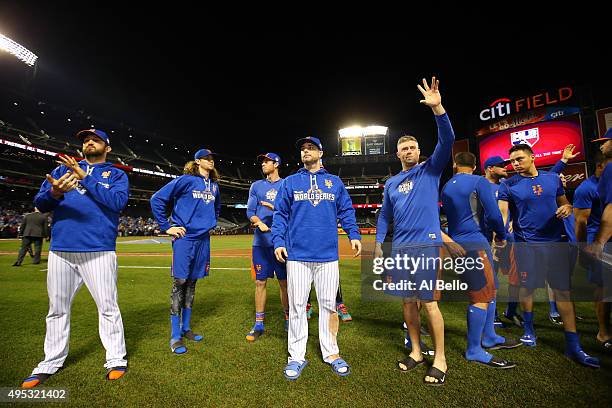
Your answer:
[33,251,127,374]
[31,156,129,376]
[287,260,340,363]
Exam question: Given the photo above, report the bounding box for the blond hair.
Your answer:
[397,135,418,149]
[183,161,219,181]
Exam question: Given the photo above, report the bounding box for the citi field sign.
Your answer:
[479,87,573,122]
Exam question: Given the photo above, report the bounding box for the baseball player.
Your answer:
[582,132,612,351]
[150,149,220,354]
[374,77,453,385]
[498,143,599,367]
[22,129,128,388]
[272,136,361,380]
[441,151,521,369]
[245,153,289,342]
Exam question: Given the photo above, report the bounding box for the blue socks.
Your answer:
[483,300,505,347]
[523,311,535,336]
[564,331,581,354]
[466,305,492,363]
[549,301,560,317]
[181,308,192,333]
[171,315,181,340]
[254,312,265,331]
[506,301,518,317]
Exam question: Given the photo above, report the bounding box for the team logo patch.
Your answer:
[256,264,262,271]
[75,183,86,195]
[265,188,278,201]
[511,127,539,147]
[398,180,413,194]
[325,179,333,189]
[532,185,543,196]
[212,185,217,194]
[101,170,111,178]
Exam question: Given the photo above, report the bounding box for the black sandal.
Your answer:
[472,356,516,369]
[423,366,447,386]
[397,356,425,372]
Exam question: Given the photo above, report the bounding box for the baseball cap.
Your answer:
[592,128,612,143]
[483,155,510,169]
[77,129,110,145]
[296,136,323,151]
[194,149,217,160]
[257,152,282,165]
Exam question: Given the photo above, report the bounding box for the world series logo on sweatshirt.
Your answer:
[265,189,278,201]
[398,180,414,194]
[192,190,216,204]
[293,174,336,206]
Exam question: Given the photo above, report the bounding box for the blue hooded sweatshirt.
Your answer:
[272,167,360,262]
[34,161,129,252]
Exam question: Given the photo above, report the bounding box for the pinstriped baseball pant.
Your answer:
[287,260,340,363]
[33,251,127,375]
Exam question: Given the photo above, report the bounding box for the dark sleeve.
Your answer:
[150,177,182,232]
[497,181,510,202]
[556,175,565,197]
[477,178,506,240]
[336,181,361,241]
[78,170,129,212]
[375,182,392,243]
[246,183,257,219]
[215,183,221,220]
[550,160,567,175]
[428,113,456,175]
[272,179,291,249]
[33,166,65,213]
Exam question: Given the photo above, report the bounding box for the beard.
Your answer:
[84,146,105,159]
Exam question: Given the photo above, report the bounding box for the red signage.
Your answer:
[478,114,585,171]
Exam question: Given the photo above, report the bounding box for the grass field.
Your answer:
[0,235,610,407]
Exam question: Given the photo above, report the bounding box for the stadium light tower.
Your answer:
[0,33,38,66]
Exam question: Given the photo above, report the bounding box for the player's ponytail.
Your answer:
[183,160,220,182]
[183,161,200,176]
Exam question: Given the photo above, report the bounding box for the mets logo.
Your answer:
[511,127,539,147]
[532,185,543,196]
[101,170,111,178]
[256,264,262,271]
[265,188,278,201]
[325,179,333,189]
[398,180,413,194]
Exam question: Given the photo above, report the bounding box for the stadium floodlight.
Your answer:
[339,125,388,138]
[363,125,388,136]
[0,33,38,66]
[339,126,364,138]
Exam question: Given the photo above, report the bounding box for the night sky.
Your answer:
[1,5,610,163]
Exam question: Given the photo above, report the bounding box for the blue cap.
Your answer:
[483,155,510,169]
[77,129,110,145]
[194,149,217,160]
[257,152,281,165]
[592,128,612,142]
[296,136,323,151]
